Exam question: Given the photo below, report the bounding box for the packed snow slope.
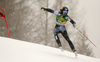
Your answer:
[0,37,100,62]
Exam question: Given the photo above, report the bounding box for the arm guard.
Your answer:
[68,16,76,24]
[45,8,54,13]
[70,19,76,24]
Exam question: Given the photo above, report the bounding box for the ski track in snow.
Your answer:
[0,37,100,62]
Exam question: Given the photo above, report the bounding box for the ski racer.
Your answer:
[41,7,76,53]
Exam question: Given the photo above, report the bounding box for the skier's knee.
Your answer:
[55,35,58,40]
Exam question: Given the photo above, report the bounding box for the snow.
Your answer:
[0,37,100,62]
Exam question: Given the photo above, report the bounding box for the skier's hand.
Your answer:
[41,7,46,11]
[73,23,76,28]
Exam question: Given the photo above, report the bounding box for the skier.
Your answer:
[41,7,76,53]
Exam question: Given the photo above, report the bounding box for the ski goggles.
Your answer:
[63,11,68,14]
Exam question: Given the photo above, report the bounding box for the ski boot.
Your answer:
[58,44,63,52]
[72,49,77,57]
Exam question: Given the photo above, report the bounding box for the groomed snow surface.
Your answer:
[0,37,100,62]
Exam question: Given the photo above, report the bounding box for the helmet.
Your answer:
[60,7,68,14]
[62,7,68,11]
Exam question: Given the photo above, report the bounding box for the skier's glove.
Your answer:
[73,23,76,28]
[41,7,46,11]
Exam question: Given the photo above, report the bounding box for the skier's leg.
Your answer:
[54,33,62,47]
[61,30,76,52]
[54,27,62,47]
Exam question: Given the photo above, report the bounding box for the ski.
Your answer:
[59,47,78,57]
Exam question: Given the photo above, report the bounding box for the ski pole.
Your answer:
[31,10,41,15]
[75,26,97,48]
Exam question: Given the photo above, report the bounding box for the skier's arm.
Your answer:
[67,16,76,28]
[41,7,59,15]
[41,7,54,13]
